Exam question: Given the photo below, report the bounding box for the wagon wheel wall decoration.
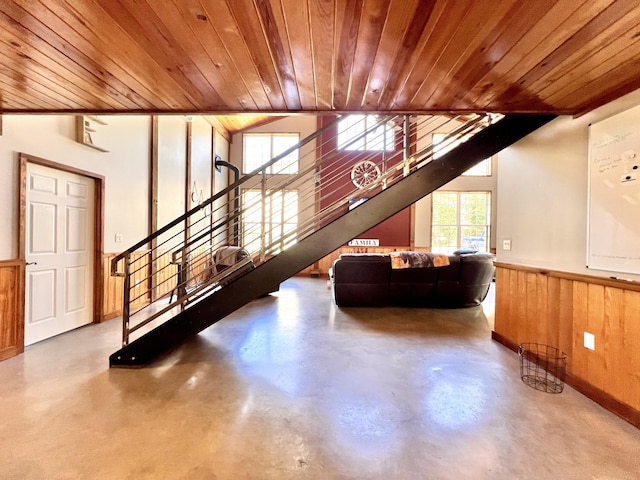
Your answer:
[350,160,381,188]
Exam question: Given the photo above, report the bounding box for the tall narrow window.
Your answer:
[337,115,395,151]
[432,133,491,176]
[431,191,491,254]
[242,189,298,254]
[243,133,299,174]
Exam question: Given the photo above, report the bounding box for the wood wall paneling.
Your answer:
[0,262,24,361]
[494,263,640,427]
[103,252,153,320]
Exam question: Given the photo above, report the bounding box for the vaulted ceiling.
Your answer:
[2,0,640,128]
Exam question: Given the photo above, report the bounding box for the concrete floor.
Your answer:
[2,277,640,480]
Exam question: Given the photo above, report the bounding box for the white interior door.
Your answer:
[25,163,95,346]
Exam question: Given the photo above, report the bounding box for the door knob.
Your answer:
[26,262,38,266]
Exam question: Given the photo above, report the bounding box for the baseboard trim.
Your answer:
[491,331,640,430]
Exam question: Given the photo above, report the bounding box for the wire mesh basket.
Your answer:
[519,343,567,394]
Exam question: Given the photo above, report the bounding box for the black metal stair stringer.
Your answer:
[109,113,556,367]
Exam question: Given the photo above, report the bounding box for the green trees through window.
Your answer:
[431,191,490,254]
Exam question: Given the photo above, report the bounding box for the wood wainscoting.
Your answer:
[297,246,432,277]
[0,260,24,361]
[103,252,154,320]
[494,263,640,428]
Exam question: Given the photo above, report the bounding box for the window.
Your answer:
[242,189,298,254]
[337,115,395,151]
[432,133,491,176]
[243,133,299,174]
[431,191,491,254]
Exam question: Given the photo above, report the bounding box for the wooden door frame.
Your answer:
[18,153,105,338]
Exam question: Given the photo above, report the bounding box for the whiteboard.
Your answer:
[588,104,640,274]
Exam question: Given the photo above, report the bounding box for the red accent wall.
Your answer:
[319,116,411,246]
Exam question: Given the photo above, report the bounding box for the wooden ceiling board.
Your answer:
[1,0,640,115]
[144,0,247,110]
[360,0,422,109]
[535,7,640,104]
[280,0,317,109]
[453,0,590,111]
[32,0,184,110]
[0,76,59,110]
[199,0,274,110]
[0,56,87,110]
[169,1,257,110]
[0,44,115,111]
[55,1,185,109]
[344,0,390,110]
[332,0,362,110]
[257,0,303,110]
[226,0,289,110]
[308,0,336,109]
[508,0,634,97]
[2,1,151,110]
[479,0,618,112]
[556,48,640,111]
[93,0,225,109]
[573,68,640,115]
[380,0,458,110]
[416,0,521,111]
[435,0,543,111]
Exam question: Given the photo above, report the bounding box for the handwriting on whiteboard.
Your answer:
[593,149,637,177]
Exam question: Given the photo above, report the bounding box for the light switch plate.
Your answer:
[584,332,595,350]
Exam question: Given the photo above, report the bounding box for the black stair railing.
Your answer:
[110,112,503,348]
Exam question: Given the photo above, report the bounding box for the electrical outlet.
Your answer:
[502,239,512,251]
[584,332,595,350]
[115,233,123,243]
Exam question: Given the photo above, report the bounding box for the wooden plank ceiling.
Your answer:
[1,0,640,127]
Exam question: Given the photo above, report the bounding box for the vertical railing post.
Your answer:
[122,253,131,346]
[179,247,187,311]
[260,169,267,262]
[403,114,411,177]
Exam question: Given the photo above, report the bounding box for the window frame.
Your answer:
[242,132,300,175]
[430,190,491,254]
[337,114,396,152]
[241,188,299,254]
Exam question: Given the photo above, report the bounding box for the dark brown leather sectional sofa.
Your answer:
[330,252,495,308]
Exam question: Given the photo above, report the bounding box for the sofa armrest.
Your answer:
[331,254,391,307]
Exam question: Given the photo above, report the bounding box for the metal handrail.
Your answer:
[111,113,499,346]
[110,114,346,273]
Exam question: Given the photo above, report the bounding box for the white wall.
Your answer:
[0,114,230,259]
[496,88,640,280]
[157,116,187,228]
[190,117,213,204]
[0,115,151,258]
[213,129,231,245]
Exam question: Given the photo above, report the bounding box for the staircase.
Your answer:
[109,113,555,367]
